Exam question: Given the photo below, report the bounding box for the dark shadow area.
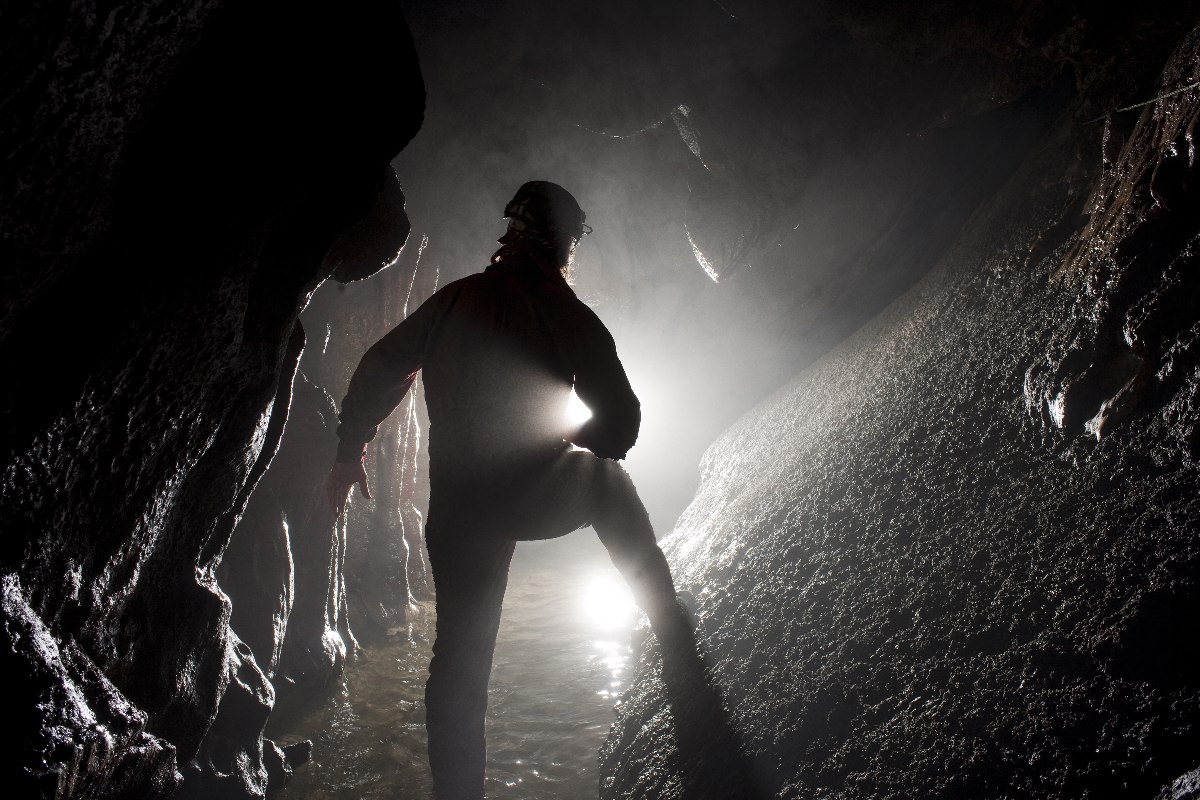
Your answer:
[659,612,767,800]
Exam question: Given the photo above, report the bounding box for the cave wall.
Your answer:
[602,18,1200,800]
[0,3,424,797]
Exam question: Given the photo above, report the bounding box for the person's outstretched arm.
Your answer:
[326,286,451,514]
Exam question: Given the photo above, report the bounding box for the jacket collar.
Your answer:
[486,254,572,291]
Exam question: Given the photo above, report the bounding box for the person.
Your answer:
[324,181,694,800]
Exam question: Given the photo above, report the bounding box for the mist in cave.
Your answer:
[3,1,1200,799]
[274,5,1059,793]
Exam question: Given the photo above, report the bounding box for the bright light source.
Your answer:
[579,572,636,630]
[566,388,593,427]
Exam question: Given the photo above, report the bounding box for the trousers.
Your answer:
[423,450,682,800]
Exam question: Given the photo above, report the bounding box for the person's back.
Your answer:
[416,256,638,483]
[334,186,638,486]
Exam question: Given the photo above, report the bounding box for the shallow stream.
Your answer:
[275,535,638,799]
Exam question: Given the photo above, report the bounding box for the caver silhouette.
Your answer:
[326,181,698,799]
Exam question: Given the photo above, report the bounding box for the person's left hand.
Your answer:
[326,460,372,517]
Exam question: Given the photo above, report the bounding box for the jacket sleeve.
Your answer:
[334,286,452,462]
[569,310,640,460]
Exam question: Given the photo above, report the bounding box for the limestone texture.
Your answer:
[220,372,357,700]
[602,19,1200,800]
[0,2,424,797]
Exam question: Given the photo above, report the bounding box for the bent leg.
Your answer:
[480,451,692,646]
[587,461,692,650]
[425,534,516,800]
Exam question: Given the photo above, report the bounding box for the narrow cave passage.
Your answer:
[274,537,636,800]
[5,3,1200,800]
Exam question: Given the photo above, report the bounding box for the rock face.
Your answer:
[0,3,423,798]
[602,20,1200,800]
[220,373,356,698]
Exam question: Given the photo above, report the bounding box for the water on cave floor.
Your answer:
[275,535,638,799]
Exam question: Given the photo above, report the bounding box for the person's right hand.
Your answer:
[326,460,372,517]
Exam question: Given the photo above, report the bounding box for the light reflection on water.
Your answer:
[276,539,636,799]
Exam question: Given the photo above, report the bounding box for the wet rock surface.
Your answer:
[220,372,357,700]
[0,2,423,797]
[1025,39,1200,443]
[1156,766,1200,800]
[2,573,179,798]
[603,21,1200,800]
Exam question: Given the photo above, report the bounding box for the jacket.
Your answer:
[335,256,640,481]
